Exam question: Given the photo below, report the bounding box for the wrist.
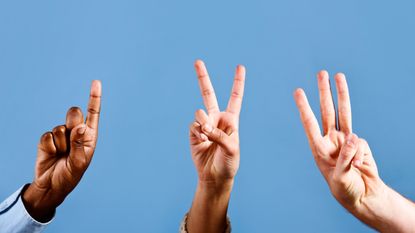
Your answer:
[354,182,415,232]
[22,183,59,223]
[197,179,234,198]
[353,181,389,219]
[192,179,234,214]
[187,179,234,233]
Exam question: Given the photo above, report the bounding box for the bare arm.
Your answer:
[186,60,245,233]
[294,71,415,232]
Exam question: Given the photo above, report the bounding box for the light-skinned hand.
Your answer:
[294,71,415,232]
[187,60,245,233]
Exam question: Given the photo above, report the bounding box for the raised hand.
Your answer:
[294,71,383,210]
[294,71,415,232]
[189,60,245,185]
[22,80,102,222]
[186,60,245,233]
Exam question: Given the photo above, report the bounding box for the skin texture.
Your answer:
[187,60,245,233]
[294,71,415,232]
[22,80,102,222]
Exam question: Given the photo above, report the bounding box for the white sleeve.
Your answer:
[0,185,53,233]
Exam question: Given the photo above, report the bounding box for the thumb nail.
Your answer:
[77,126,87,135]
[203,124,213,133]
[346,134,355,147]
[353,160,363,167]
[346,139,355,147]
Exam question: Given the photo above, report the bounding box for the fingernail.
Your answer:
[346,135,355,147]
[353,160,363,167]
[203,124,213,133]
[77,126,87,135]
[200,134,208,141]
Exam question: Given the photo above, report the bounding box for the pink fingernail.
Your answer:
[77,126,87,135]
[353,160,362,167]
[346,134,355,147]
[200,134,208,141]
[203,124,213,133]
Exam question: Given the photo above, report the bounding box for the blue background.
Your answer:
[1,0,414,232]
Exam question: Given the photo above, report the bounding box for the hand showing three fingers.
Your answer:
[22,80,102,222]
[294,71,385,214]
[190,60,245,186]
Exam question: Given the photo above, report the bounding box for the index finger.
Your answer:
[195,60,220,114]
[294,88,322,144]
[86,80,102,130]
[226,65,246,115]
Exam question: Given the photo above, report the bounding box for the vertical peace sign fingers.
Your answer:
[226,65,246,115]
[294,88,322,145]
[86,80,102,130]
[195,60,220,114]
[317,70,336,134]
[334,73,352,134]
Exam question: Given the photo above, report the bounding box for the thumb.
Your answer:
[353,139,378,179]
[335,134,359,174]
[68,124,88,170]
[201,124,235,155]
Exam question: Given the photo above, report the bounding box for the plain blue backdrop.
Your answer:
[1,0,414,232]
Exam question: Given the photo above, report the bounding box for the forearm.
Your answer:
[355,185,415,233]
[187,179,233,233]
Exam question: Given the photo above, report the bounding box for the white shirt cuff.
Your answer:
[0,185,53,233]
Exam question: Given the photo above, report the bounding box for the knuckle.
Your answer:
[234,76,244,82]
[89,93,101,99]
[337,89,347,95]
[197,74,208,80]
[52,125,66,135]
[72,138,84,148]
[38,132,57,154]
[231,91,242,99]
[40,132,53,142]
[202,88,213,97]
[88,106,100,115]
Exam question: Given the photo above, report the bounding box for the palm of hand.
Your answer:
[35,126,97,196]
[190,60,245,183]
[316,132,366,204]
[191,112,240,181]
[294,71,379,209]
[30,80,101,206]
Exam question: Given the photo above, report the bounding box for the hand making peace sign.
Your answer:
[189,60,246,185]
